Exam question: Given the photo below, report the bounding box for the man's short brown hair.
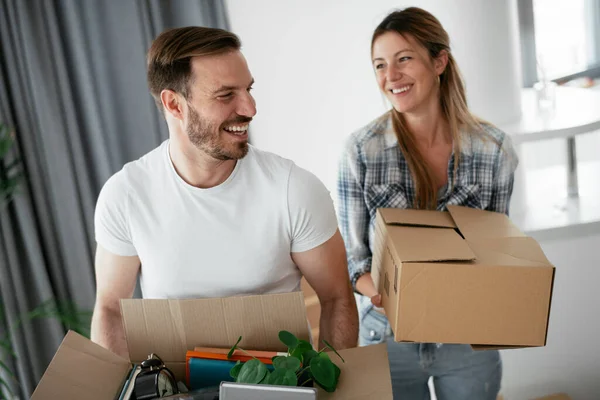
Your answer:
[147,26,241,111]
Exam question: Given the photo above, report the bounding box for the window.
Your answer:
[518,0,600,86]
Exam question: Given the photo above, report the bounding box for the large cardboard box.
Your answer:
[372,205,555,348]
[31,292,392,399]
[532,394,572,400]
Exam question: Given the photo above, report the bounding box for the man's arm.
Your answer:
[292,230,359,350]
[90,244,140,358]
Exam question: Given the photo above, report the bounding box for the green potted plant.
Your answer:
[0,121,21,399]
[0,123,93,399]
[227,330,344,393]
[0,123,21,208]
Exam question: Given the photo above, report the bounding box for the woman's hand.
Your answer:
[355,272,383,307]
[370,293,382,307]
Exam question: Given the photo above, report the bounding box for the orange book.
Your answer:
[193,346,287,361]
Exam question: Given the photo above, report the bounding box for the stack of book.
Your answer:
[185,347,284,390]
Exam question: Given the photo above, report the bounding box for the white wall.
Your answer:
[226,0,522,192]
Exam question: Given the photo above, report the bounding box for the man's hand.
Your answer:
[90,245,140,358]
[292,230,359,350]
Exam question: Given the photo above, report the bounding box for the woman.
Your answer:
[337,7,517,400]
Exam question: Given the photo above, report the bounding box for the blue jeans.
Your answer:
[360,305,502,400]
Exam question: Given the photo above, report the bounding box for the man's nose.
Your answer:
[237,92,257,118]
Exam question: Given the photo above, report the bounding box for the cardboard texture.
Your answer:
[32,292,393,399]
[372,205,555,348]
[31,331,131,399]
[532,394,572,400]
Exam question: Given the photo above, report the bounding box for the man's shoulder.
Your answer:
[99,141,167,196]
[123,140,167,177]
[245,145,295,178]
[244,146,327,195]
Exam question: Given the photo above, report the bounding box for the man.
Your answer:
[90,26,358,358]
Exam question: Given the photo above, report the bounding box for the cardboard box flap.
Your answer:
[468,241,551,267]
[468,237,553,266]
[121,292,310,364]
[388,225,476,262]
[319,343,392,399]
[379,208,456,228]
[31,331,131,400]
[447,205,526,240]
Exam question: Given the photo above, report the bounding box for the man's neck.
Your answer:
[168,138,237,189]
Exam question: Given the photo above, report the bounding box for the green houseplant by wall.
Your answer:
[0,123,92,399]
[0,123,21,208]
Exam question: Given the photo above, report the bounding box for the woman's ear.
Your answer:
[434,49,449,76]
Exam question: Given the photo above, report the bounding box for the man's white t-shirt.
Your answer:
[94,141,338,299]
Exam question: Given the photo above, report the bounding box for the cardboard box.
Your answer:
[498,394,572,400]
[32,292,393,399]
[372,205,555,348]
[532,394,572,400]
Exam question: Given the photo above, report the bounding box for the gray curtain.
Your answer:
[0,1,229,398]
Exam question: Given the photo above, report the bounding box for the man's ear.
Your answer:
[434,49,449,76]
[161,90,185,120]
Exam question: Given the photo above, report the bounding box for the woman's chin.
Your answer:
[392,103,415,114]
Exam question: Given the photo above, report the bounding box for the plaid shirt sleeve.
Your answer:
[487,132,519,216]
[336,136,372,292]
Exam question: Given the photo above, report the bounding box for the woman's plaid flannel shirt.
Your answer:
[337,112,519,292]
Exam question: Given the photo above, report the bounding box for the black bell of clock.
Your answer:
[134,354,178,399]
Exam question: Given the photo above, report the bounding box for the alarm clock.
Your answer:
[134,353,179,399]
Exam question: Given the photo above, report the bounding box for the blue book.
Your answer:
[188,358,274,391]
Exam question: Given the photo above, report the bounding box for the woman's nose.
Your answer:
[386,66,402,82]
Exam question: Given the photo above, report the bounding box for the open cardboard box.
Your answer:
[32,292,393,399]
[372,205,555,349]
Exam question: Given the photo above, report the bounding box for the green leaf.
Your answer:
[278,330,299,350]
[0,125,14,159]
[272,355,284,364]
[302,349,318,367]
[290,340,313,360]
[0,358,16,380]
[0,339,16,357]
[12,299,92,339]
[322,339,345,363]
[227,336,243,359]
[317,364,341,393]
[259,370,271,384]
[236,359,268,384]
[230,361,243,379]
[309,356,335,388]
[266,368,298,386]
[297,340,313,349]
[0,375,15,397]
[273,356,301,372]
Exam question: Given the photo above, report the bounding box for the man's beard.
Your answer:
[186,105,249,161]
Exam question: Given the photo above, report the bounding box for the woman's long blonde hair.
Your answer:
[372,7,489,209]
